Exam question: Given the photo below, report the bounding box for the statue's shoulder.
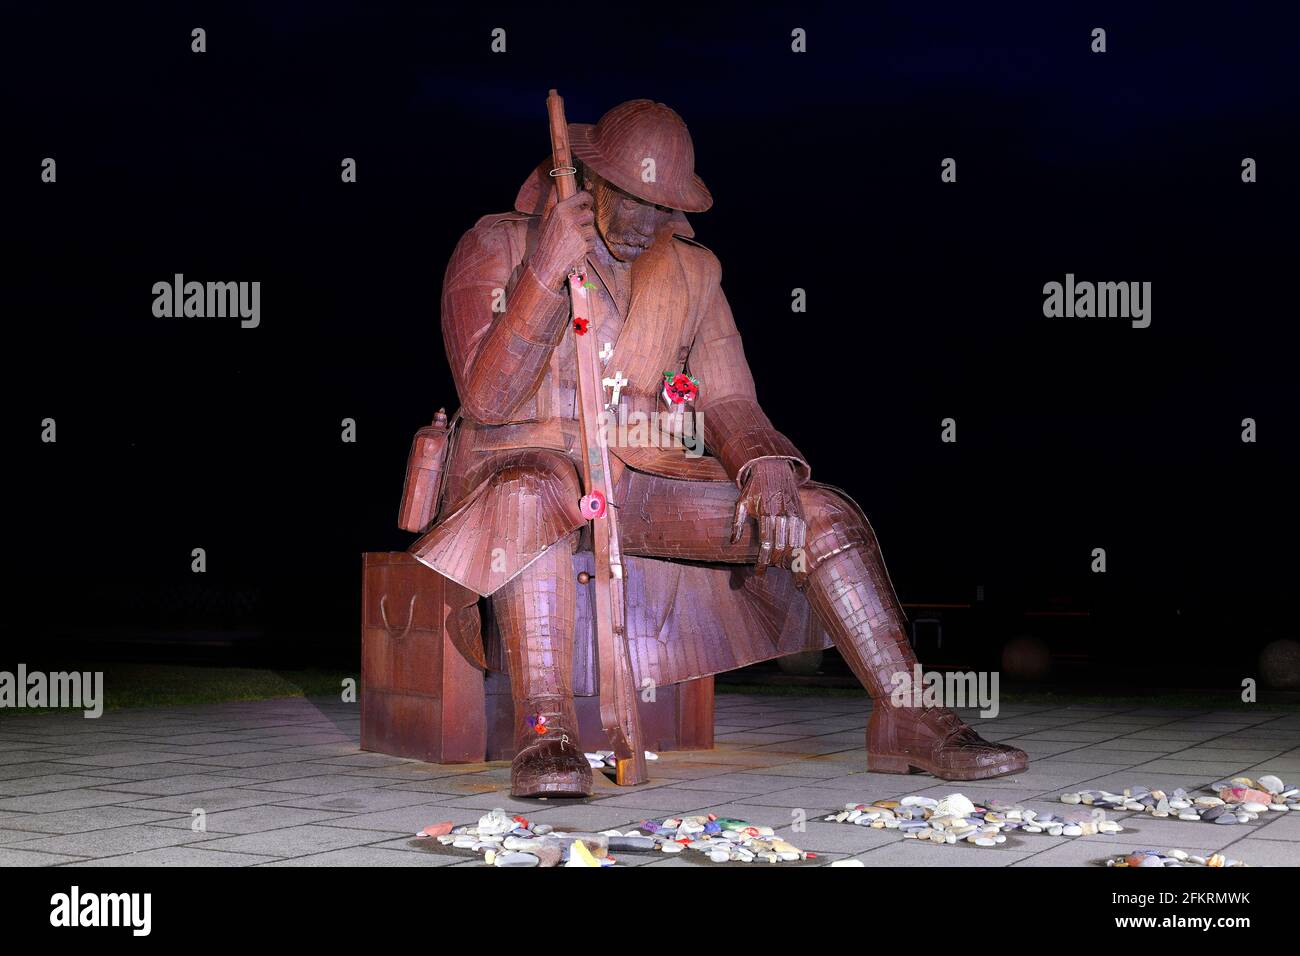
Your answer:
[473,210,538,231]
[467,210,537,243]
[671,233,721,286]
[448,211,537,268]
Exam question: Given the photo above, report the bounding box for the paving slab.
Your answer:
[269,787,450,814]
[0,806,186,834]
[1075,815,1250,852]
[1009,839,1145,867]
[3,693,1294,867]
[852,839,1039,867]
[191,824,398,857]
[76,846,279,867]
[248,773,406,795]
[741,759,860,779]
[12,823,209,857]
[0,846,88,866]
[186,750,323,768]
[0,761,101,780]
[774,820,899,854]
[0,788,146,813]
[259,845,462,866]
[313,803,485,834]
[57,751,198,767]
[211,762,350,783]
[1220,838,1300,866]
[103,774,263,796]
[0,773,129,796]
[64,761,232,781]
[0,751,69,767]
[118,787,291,813]
[153,804,355,834]
[1239,811,1300,842]
[1126,759,1267,776]
[659,771,830,794]
[578,787,720,813]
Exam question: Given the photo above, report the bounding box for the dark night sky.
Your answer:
[5,2,1297,677]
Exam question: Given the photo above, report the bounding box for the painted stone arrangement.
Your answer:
[420,808,810,866]
[1107,849,1248,867]
[418,774,1295,867]
[824,793,1124,845]
[637,814,813,863]
[1059,774,1296,825]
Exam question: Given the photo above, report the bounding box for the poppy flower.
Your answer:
[662,371,699,404]
[573,316,589,335]
[579,489,607,519]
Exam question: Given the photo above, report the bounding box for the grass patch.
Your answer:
[0,664,353,716]
[4,664,1295,716]
[994,690,1299,711]
[716,682,869,699]
[715,682,1300,711]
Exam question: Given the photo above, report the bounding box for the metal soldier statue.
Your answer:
[407,96,1028,797]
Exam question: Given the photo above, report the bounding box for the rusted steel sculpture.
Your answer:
[543,91,646,788]
[404,93,1028,797]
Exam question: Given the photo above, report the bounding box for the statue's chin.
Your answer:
[610,241,650,262]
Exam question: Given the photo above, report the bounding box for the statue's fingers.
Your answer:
[785,518,800,569]
[755,515,775,575]
[790,519,808,588]
[730,499,748,544]
[773,515,789,567]
[792,517,807,552]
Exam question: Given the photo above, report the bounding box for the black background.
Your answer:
[5,2,1297,686]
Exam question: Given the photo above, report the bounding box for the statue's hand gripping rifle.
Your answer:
[546,89,648,787]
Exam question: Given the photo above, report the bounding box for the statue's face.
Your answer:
[587,173,674,262]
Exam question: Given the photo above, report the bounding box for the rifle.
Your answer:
[545,89,647,787]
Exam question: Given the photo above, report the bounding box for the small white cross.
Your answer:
[602,370,628,409]
[599,341,614,363]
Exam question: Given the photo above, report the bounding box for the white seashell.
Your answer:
[1257,775,1284,794]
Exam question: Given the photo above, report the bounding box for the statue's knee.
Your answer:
[490,464,553,496]
[800,485,865,536]
[799,486,878,563]
[488,456,582,509]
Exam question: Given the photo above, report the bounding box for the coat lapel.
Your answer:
[603,225,692,402]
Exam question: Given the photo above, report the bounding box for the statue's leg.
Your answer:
[617,469,1025,780]
[492,530,593,798]
[798,486,1027,780]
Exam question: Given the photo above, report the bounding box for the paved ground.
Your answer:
[1,694,1297,867]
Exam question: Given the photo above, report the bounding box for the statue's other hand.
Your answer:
[531,189,597,288]
[731,459,807,580]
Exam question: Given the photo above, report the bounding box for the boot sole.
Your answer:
[868,752,1027,781]
[510,776,592,799]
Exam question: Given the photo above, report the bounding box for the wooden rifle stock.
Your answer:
[546,89,647,786]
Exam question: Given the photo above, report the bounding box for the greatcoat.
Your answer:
[411,162,851,687]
